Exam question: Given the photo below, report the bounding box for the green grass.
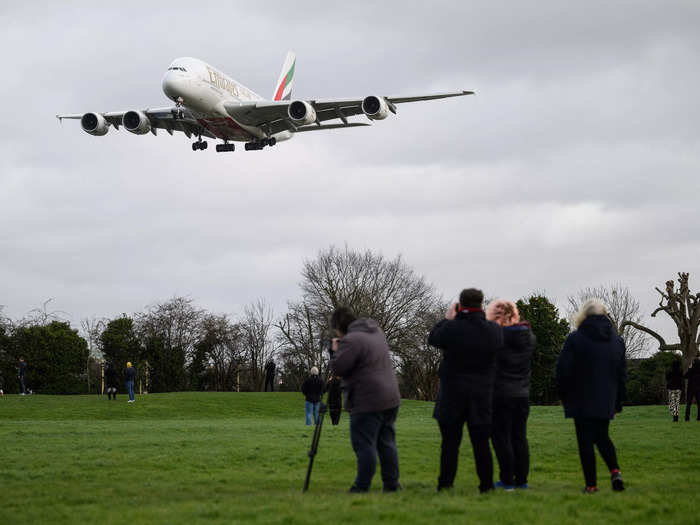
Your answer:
[0,393,698,524]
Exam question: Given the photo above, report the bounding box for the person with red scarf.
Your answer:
[428,288,503,493]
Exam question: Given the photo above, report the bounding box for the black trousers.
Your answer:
[492,397,529,486]
[574,418,619,488]
[685,388,700,420]
[349,406,400,491]
[264,375,274,391]
[438,422,493,492]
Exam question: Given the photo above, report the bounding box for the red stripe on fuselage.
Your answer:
[197,117,254,141]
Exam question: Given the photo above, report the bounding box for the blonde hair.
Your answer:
[486,299,520,327]
[573,299,608,329]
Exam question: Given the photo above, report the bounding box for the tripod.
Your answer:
[302,398,328,492]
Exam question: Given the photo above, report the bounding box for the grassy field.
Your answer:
[0,393,698,525]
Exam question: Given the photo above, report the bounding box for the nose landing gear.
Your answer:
[172,97,185,120]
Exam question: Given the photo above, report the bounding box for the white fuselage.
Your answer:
[161,57,291,142]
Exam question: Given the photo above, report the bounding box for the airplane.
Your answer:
[57,52,473,153]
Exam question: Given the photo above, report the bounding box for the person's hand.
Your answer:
[445,303,458,321]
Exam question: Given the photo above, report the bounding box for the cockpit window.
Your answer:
[167,66,187,72]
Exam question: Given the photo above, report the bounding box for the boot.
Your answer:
[673,415,679,422]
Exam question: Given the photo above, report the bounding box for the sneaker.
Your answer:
[611,471,624,492]
[515,483,529,490]
[495,480,515,491]
[583,486,599,494]
[128,400,134,403]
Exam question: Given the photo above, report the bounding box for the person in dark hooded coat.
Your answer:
[105,362,118,400]
[684,357,700,421]
[487,299,534,490]
[556,299,627,494]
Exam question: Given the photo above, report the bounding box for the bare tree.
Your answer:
[241,299,276,390]
[276,302,327,389]
[621,273,700,371]
[23,298,69,326]
[567,284,649,358]
[136,296,204,391]
[289,245,443,397]
[196,314,244,391]
[81,317,106,393]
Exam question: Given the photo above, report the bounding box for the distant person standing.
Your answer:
[264,360,276,392]
[125,362,136,403]
[301,367,323,425]
[428,288,503,493]
[556,299,627,493]
[105,362,118,401]
[18,357,27,395]
[684,358,700,422]
[666,360,683,422]
[486,299,534,490]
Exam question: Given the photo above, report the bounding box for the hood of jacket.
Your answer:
[503,322,532,348]
[578,315,615,342]
[347,318,380,334]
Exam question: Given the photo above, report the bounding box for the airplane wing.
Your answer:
[224,90,473,136]
[56,107,216,139]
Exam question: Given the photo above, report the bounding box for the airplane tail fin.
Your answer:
[272,51,296,101]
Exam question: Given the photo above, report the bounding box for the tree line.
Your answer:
[1,247,697,404]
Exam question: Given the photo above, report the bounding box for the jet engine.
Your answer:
[123,110,152,135]
[80,112,109,136]
[288,100,316,126]
[361,96,389,120]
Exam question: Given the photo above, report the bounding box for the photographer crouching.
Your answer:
[328,306,401,493]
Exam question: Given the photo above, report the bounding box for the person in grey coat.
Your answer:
[329,306,401,493]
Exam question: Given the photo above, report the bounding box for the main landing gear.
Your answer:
[216,143,235,152]
[192,138,208,151]
[244,137,277,151]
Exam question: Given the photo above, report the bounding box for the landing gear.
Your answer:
[244,137,276,151]
[192,138,208,151]
[216,143,235,152]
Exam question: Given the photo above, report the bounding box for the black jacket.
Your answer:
[556,315,627,420]
[495,323,534,399]
[126,366,136,382]
[428,310,503,425]
[301,375,324,403]
[105,366,118,388]
[330,319,401,414]
[666,365,683,390]
[685,359,700,392]
[18,362,27,378]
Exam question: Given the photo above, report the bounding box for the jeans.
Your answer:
[19,376,26,394]
[574,418,619,487]
[349,406,400,491]
[305,401,320,425]
[685,388,700,420]
[492,397,530,486]
[126,380,135,401]
[439,421,493,492]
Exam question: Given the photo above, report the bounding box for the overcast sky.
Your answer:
[1,1,699,346]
